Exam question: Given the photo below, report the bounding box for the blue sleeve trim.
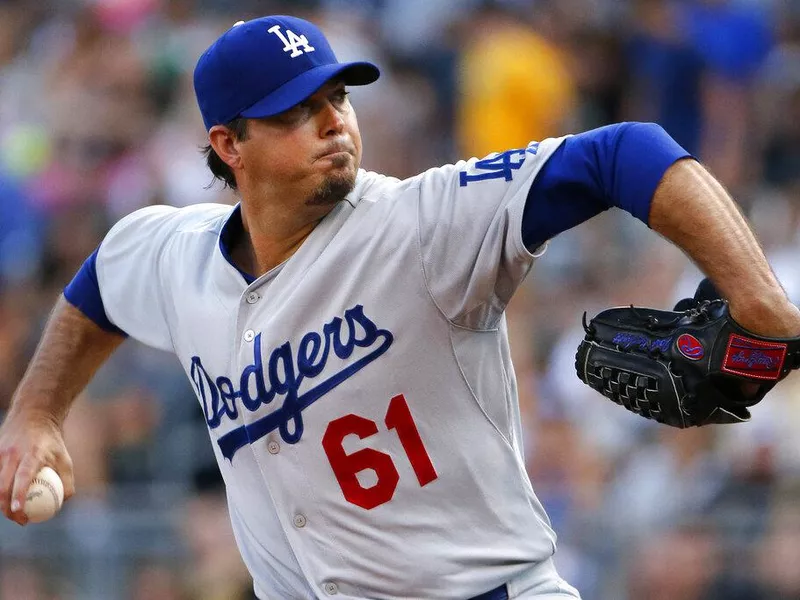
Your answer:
[63,248,128,336]
[522,122,691,250]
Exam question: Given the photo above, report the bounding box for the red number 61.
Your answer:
[322,394,438,510]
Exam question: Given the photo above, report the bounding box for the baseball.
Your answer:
[24,466,64,523]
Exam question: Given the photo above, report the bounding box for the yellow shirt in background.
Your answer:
[458,25,576,158]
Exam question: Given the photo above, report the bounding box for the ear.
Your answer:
[208,125,243,170]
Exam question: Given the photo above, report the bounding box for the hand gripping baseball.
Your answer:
[0,410,75,525]
[575,282,800,428]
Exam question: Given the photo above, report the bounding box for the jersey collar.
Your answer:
[217,171,369,284]
[218,203,256,284]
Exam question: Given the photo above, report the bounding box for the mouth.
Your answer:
[314,149,354,170]
[317,150,351,160]
[315,142,354,162]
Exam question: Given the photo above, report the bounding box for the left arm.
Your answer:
[523,122,800,338]
[649,160,800,337]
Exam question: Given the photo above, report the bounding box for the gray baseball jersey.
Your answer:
[94,137,567,599]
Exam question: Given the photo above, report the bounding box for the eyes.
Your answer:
[275,88,350,125]
[330,89,350,106]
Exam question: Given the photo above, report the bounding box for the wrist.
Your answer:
[5,402,65,430]
[729,297,800,338]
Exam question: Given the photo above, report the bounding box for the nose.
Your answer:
[319,100,345,137]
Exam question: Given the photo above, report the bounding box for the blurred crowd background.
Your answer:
[2,0,800,598]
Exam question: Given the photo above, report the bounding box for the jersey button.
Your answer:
[243,329,255,342]
[267,441,280,455]
[293,514,307,528]
[246,292,260,304]
[323,582,338,595]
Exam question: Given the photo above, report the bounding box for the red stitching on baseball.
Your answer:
[31,477,59,507]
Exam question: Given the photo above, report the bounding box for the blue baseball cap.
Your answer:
[193,16,380,131]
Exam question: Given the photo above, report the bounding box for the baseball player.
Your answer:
[1,14,799,600]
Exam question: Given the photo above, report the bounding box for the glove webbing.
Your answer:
[585,362,662,419]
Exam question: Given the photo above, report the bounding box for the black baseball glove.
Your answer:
[575,279,800,428]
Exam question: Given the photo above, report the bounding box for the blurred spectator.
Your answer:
[604,427,727,543]
[179,466,256,600]
[127,562,184,600]
[753,496,800,599]
[0,287,41,409]
[626,524,723,600]
[626,0,772,189]
[29,7,154,215]
[567,22,629,129]
[626,0,705,154]
[456,1,577,157]
[0,172,44,286]
[0,559,65,600]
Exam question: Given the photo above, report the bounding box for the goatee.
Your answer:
[306,167,357,206]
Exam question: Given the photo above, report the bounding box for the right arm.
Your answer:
[0,296,125,524]
[0,205,185,525]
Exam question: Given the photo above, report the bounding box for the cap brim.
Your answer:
[240,61,379,119]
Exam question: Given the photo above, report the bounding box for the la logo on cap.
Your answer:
[268,24,316,58]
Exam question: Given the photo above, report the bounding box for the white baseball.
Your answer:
[24,466,64,523]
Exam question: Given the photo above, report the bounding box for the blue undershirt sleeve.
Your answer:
[63,248,128,336]
[522,122,692,250]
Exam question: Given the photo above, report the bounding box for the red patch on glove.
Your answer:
[722,334,787,380]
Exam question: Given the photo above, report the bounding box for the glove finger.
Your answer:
[682,380,736,424]
[694,277,722,302]
[684,377,766,426]
[708,375,773,407]
[704,404,751,425]
[673,298,698,311]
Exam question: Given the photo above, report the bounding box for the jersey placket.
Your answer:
[227,204,362,598]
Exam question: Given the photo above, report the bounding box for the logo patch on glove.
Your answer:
[722,334,787,380]
[677,334,705,360]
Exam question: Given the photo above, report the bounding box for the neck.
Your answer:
[232,194,337,277]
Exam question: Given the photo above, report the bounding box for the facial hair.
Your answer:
[306,156,357,206]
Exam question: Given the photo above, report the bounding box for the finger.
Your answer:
[0,452,20,519]
[10,456,41,525]
[56,453,75,500]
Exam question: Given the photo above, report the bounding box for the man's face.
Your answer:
[237,79,362,206]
